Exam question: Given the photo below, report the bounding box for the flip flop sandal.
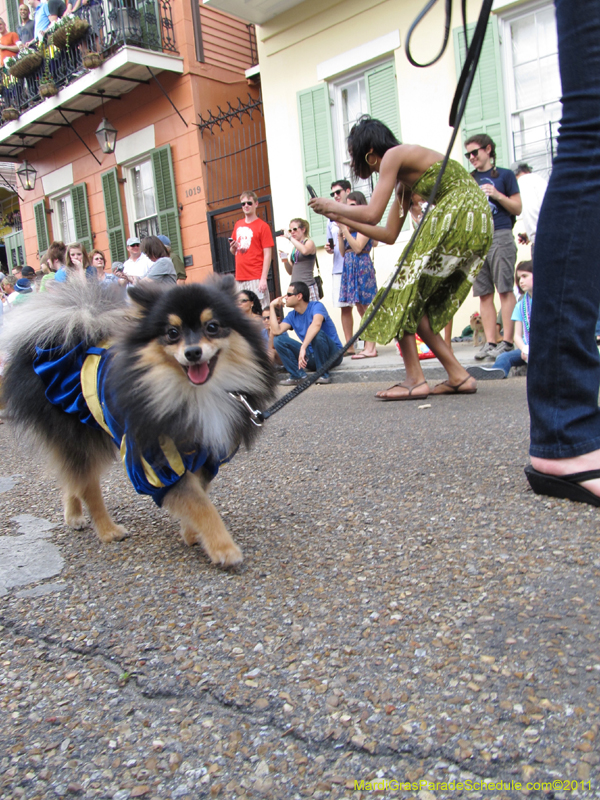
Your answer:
[375,380,429,401]
[524,466,600,507]
[431,376,477,395]
[351,352,378,359]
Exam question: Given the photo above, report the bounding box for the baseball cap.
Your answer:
[15,278,32,293]
[157,234,171,247]
[126,237,141,246]
[21,265,35,278]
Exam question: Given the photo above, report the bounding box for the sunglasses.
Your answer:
[238,297,251,302]
[330,189,343,197]
[289,227,299,232]
[286,292,297,297]
[465,147,482,159]
[241,201,254,206]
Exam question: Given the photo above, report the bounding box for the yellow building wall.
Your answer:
[256,0,524,338]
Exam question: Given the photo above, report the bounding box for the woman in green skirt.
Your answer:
[309,116,493,400]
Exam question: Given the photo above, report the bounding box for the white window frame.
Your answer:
[329,58,392,199]
[50,190,76,245]
[498,0,561,178]
[123,154,160,241]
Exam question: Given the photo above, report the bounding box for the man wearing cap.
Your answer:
[157,234,186,284]
[10,278,33,305]
[123,237,151,280]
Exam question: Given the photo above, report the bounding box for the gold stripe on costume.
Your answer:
[159,436,185,477]
[81,354,112,436]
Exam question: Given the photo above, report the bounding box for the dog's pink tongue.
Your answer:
[188,362,209,385]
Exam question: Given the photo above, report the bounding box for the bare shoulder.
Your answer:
[383,143,444,184]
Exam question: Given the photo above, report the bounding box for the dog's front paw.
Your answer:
[65,511,88,530]
[208,541,243,568]
[96,523,128,543]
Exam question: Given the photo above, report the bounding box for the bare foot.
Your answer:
[375,380,430,400]
[531,450,600,498]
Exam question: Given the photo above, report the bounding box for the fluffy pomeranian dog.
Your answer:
[0,276,277,567]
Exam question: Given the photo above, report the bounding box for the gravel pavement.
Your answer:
[1,377,599,800]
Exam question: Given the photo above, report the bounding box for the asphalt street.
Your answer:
[1,377,599,800]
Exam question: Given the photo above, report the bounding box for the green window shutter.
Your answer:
[6,0,18,38]
[365,61,401,140]
[453,16,510,168]
[70,183,92,253]
[365,61,405,226]
[34,200,50,254]
[101,168,127,263]
[297,84,335,246]
[151,145,183,260]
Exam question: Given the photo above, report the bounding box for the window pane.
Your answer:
[131,160,157,221]
[57,195,76,244]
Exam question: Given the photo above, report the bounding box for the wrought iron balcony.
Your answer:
[0,0,177,122]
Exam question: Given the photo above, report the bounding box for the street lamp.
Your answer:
[16,160,37,191]
[95,89,118,154]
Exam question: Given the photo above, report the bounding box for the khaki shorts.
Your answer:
[473,229,518,296]
[236,278,269,310]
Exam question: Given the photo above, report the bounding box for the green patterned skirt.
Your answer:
[362,159,493,344]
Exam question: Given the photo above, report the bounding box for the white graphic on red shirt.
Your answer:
[236,226,253,254]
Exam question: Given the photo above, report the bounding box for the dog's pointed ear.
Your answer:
[127,281,165,316]
[219,274,237,297]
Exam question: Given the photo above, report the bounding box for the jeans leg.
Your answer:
[309,330,342,379]
[273,334,306,379]
[496,349,525,377]
[527,0,600,458]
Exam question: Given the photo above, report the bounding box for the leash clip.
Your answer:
[228,392,264,427]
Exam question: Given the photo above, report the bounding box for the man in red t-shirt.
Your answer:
[0,18,20,66]
[230,190,274,310]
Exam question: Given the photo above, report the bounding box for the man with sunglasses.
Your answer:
[230,190,274,310]
[465,135,521,362]
[324,180,355,344]
[269,281,343,385]
[123,236,152,281]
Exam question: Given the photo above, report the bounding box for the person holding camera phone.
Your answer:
[279,218,319,301]
[229,190,274,310]
[324,179,356,354]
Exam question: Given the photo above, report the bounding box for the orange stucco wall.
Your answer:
[5,1,262,283]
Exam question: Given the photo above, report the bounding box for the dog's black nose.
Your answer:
[184,346,203,363]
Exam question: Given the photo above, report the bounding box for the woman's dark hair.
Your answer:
[347,115,401,180]
[240,289,262,315]
[141,236,169,261]
[464,133,499,178]
[515,260,533,291]
[347,190,368,206]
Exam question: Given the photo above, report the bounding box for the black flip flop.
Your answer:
[524,465,600,507]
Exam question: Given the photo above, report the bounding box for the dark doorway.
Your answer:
[198,94,280,299]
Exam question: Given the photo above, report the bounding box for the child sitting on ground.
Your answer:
[467,261,533,380]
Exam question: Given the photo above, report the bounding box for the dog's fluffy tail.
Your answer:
[0,278,128,359]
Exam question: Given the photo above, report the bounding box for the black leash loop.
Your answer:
[260,0,494,423]
[405,0,452,68]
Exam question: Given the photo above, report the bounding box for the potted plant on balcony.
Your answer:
[5,47,43,80]
[38,47,58,99]
[82,51,102,69]
[47,14,90,50]
[1,105,19,121]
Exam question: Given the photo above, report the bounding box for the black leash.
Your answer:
[256,0,494,423]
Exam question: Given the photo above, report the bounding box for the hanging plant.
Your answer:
[82,52,103,69]
[1,107,20,121]
[47,14,90,50]
[5,47,43,79]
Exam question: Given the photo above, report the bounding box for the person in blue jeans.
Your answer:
[524,0,600,507]
[270,281,343,385]
[467,262,532,380]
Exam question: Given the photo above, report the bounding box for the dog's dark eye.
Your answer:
[165,327,180,343]
[205,321,220,336]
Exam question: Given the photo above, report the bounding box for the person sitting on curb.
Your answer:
[269,281,343,385]
[467,261,533,381]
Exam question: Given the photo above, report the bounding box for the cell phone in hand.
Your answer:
[306,184,317,199]
[328,237,335,250]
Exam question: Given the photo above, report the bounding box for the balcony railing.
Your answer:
[0,0,177,122]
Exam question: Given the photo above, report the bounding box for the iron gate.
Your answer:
[198,94,280,299]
